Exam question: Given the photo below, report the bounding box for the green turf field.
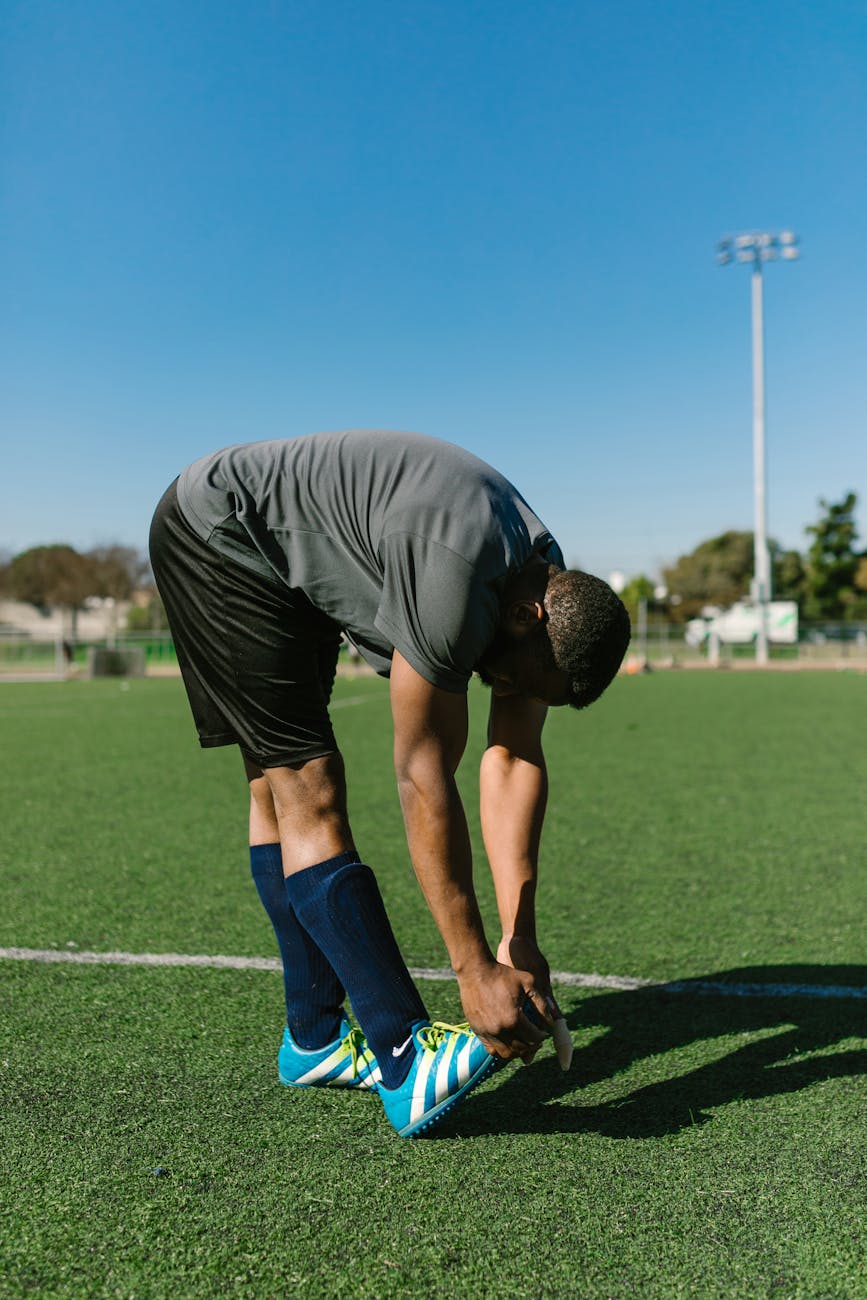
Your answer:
[2,672,866,1297]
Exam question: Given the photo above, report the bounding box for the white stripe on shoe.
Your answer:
[409,1045,437,1125]
[330,1060,358,1086]
[294,1042,348,1086]
[456,1037,474,1087]
[434,1032,459,1105]
[357,1060,381,1089]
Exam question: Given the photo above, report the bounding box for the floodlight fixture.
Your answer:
[717,229,800,665]
[723,229,800,265]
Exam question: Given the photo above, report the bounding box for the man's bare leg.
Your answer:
[243,752,354,872]
[243,752,349,1052]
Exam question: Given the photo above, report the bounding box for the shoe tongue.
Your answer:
[411,1024,436,1052]
[422,1023,451,1052]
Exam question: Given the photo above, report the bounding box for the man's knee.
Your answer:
[264,752,349,823]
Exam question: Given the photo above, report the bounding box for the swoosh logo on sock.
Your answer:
[391,1033,414,1058]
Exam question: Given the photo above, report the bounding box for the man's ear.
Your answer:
[506,599,546,636]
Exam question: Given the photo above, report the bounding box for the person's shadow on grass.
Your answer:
[448,964,867,1139]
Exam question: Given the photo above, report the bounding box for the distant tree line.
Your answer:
[0,544,167,636]
[2,492,865,636]
[615,493,867,625]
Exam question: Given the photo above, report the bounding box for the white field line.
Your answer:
[329,694,379,709]
[0,947,865,1000]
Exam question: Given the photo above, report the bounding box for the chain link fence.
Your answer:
[630,620,867,669]
[3,625,866,681]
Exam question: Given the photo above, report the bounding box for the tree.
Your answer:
[3,545,94,638]
[81,546,149,646]
[852,556,867,620]
[802,493,862,620]
[618,574,655,627]
[662,531,754,620]
[2,543,150,639]
[85,545,148,601]
[126,587,170,632]
[773,547,806,606]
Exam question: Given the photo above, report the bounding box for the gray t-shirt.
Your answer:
[176,430,563,692]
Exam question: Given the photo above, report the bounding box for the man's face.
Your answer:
[477,637,573,708]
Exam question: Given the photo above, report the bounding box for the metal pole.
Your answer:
[751,261,770,666]
[718,231,799,665]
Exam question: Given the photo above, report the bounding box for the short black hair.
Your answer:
[544,570,631,709]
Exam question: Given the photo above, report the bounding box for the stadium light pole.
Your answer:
[717,230,800,665]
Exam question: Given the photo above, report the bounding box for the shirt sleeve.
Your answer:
[373,532,501,692]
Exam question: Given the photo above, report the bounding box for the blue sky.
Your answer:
[2,0,865,582]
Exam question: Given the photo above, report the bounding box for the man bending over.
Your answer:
[150,429,629,1138]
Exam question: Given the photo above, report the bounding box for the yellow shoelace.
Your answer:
[341,1025,375,1077]
[417,1021,472,1052]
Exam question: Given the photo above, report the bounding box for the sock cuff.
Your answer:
[322,861,380,922]
[283,849,362,901]
[249,842,283,878]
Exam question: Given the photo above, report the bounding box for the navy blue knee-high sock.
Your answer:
[249,843,346,1049]
[284,855,428,1089]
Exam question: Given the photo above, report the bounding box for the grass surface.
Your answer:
[2,672,866,1297]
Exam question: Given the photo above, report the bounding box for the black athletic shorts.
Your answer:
[149,479,343,768]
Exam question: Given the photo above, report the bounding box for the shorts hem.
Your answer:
[239,742,339,769]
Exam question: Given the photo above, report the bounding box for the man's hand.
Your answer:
[457,959,552,1062]
[498,935,573,1070]
[496,935,562,1022]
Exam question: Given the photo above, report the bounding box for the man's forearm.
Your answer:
[387,651,551,1056]
[479,743,548,940]
[396,766,494,975]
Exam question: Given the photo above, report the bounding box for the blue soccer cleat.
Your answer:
[278,1014,382,1091]
[378,1020,498,1138]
